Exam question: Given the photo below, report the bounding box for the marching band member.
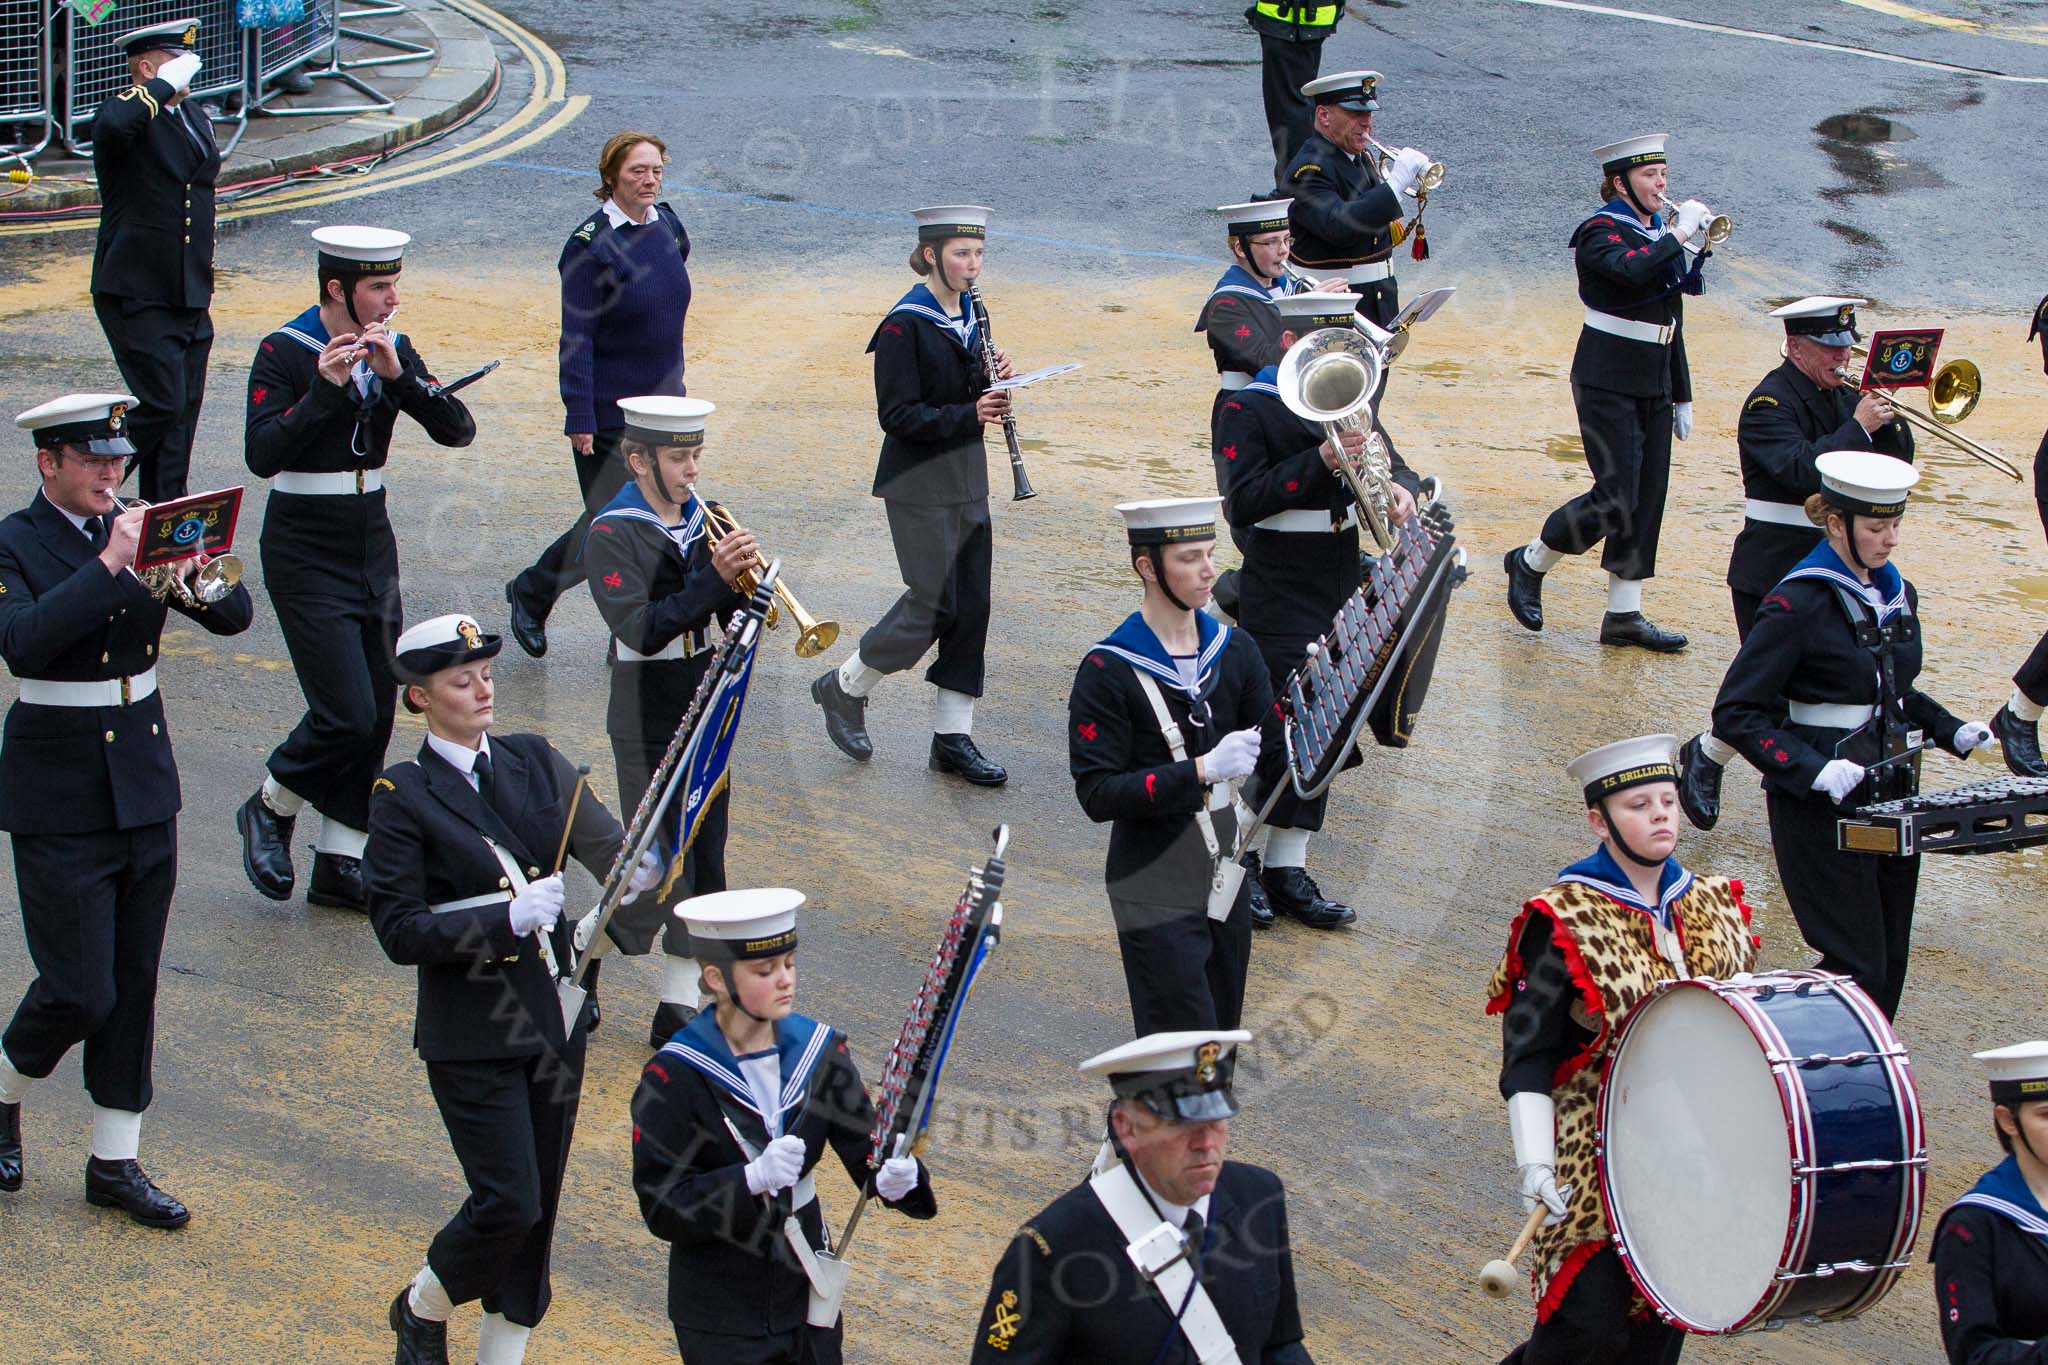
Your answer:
[366,612,660,1365]
[0,394,254,1226]
[969,1030,1312,1363]
[1283,71,1428,335]
[632,888,937,1364]
[1487,736,1758,1364]
[583,396,748,1046]
[1676,297,1913,828]
[1218,292,1418,929]
[1988,294,2048,778]
[1503,134,1712,653]
[1930,1040,2048,1364]
[237,227,477,914]
[1709,452,1991,1019]
[1068,497,1270,1031]
[811,206,1014,787]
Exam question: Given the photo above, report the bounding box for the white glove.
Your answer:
[1674,198,1712,242]
[875,1136,920,1202]
[156,52,202,92]
[744,1134,807,1196]
[1813,758,1868,803]
[620,848,663,905]
[572,906,601,953]
[1385,148,1429,198]
[1508,1092,1568,1225]
[508,873,565,935]
[1954,721,1994,754]
[1673,401,1694,442]
[1520,1163,1570,1224]
[1201,727,1262,784]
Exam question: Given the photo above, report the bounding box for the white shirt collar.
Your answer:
[601,197,655,229]
[426,730,492,787]
[1135,1168,1213,1231]
[39,489,93,537]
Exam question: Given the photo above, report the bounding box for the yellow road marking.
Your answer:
[1835,0,2048,44]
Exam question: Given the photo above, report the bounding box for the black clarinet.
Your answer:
[968,281,1037,501]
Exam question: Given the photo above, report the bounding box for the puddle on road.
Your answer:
[1543,432,1584,463]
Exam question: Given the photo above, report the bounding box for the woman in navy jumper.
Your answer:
[506,131,692,656]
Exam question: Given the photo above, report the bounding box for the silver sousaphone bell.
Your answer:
[1276,325,1399,553]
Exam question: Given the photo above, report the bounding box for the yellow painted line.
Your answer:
[1835,0,1977,32]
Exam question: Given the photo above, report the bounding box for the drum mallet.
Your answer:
[1479,1186,1571,1299]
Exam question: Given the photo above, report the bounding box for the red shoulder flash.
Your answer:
[1763,593,1791,613]
[260,341,273,352]
[1087,653,1104,667]
[883,323,903,337]
[1144,772,1158,801]
[1223,401,1242,412]
[645,1062,669,1083]
[593,522,614,534]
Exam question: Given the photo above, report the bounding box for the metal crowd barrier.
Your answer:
[250,0,399,117]
[61,0,249,155]
[338,0,434,71]
[0,0,53,162]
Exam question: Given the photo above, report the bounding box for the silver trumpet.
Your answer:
[1368,138,1445,193]
[1276,325,1399,553]
[108,496,244,605]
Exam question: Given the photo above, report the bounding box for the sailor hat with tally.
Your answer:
[1772,296,1866,348]
[312,225,410,277]
[1975,1041,2048,1107]
[1118,496,1220,547]
[15,393,140,458]
[1568,734,1679,806]
[1216,199,1292,239]
[619,396,714,448]
[1082,1030,1252,1122]
[677,887,803,960]
[1302,70,1380,111]
[1594,134,1668,174]
[393,613,500,698]
[910,205,991,241]
[117,18,199,56]
[1817,450,1918,517]
[1274,290,1360,333]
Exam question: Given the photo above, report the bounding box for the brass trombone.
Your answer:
[107,496,244,605]
[1836,348,2021,482]
[699,497,840,657]
[1367,138,1445,193]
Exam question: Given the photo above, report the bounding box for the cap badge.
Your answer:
[1360,75,1377,96]
[181,23,198,45]
[108,404,126,430]
[456,619,482,649]
[1195,1041,1221,1084]
[1838,305,1854,326]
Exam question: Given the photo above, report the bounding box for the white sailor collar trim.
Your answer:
[1953,1192,2048,1240]
[1556,865,1695,925]
[1780,564,1909,621]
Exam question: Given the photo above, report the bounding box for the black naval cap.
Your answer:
[392,612,501,689]
[1082,1030,1251,1123]
[115,18,199,57]
[15,392,140,458]
[1772,296,1865,349]
[1302,70,1380,112]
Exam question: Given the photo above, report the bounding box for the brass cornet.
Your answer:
[1368,138,1445,194]
[699,497,839,657]
[108,496,244,605]
[1658,195,1732,249]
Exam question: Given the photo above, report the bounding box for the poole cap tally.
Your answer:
[393,612,501,686]
[15,392,140,458]
[1817,450,1918,517]
[1118,496,1221,547]
[911,205,991,242]
[619,395,714,448]
[1216,199,1292,238]
[116,18,199,56]
[1975,1040,2048,1106]
[1082,1030,1252,1123]
[678,887,804,960]
[1274,290,1360,333]
[1302,70,1380,112]
[312,225,410,276]
[1568,734,1680,806]
[1772,296,1866,348]
[1595,133,1668,174]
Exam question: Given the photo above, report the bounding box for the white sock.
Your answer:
[1265,828,1311,869]
[837,651,884,699]
[2011,688,2046,724]
[477,1312,531,1365]
[261,774,306,817]
[408,1263,453,1323]
[1522,539,1564,573]
[1700,733,1738,766]
[0,1048,35,1105]
[89,1106,142,1162]
[662,955,703,1010]
[316,816,368,858]
[1606,576,1643,614]
[933,688,975,737]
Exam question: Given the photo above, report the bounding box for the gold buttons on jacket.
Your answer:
[104,730,115,742]
[527,866,539,877]
[145,644,153,656]
[101,651,109,663]
[151,723,159,735]
[498,876,511,889]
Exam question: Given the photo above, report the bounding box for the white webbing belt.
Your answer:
[273,469,383,495]
[1087,1144,1241,1365]
[1255,506,1357,534]
[1133,673,1243,922]
[1789,701,1875,728]
[1217,371,1253,391]
[1346,260,1392,284]
[1583,309,1675,345]
[723,1118,838,1326]
[17,667,159,707]
[481,839,563,980]
[428,890,510,915]
[1744,498,1810,528]
[615,630,709,663]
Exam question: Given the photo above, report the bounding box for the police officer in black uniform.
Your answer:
[1988,294,2048,777]
[236,227,476,914]
[367,612,661,1365]
[1246,0,1344,189]
[0,392,253,1226]
[1676,297,1912,828]
[89,19,220,503]
[1504,134,1714,653]
[969,1030,1313,1364]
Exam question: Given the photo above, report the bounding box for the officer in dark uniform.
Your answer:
[811,205,1014,787]
[969,1030,1313,1364]
[89,19,220,503]
[1246,0,1343,189]
[1676,297,1912,828]
[581,395,750,1046]
[1504,134,1714,653]
[367,612,660,1365]
[0,392,253,1226]
[235,226,476,914]
[1988,293,2048,777]
[1218,292,1419,929]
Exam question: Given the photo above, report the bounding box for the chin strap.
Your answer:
[1597,799,1662,869]
[1840,512,1873,572]
[1146,546,1194,612]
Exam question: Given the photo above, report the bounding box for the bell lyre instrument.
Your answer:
[697,493,839,658]
[1657,194,1733,253]
[1276,325,1399,552]
[966,281,1037,501]
[107,495,243,605]
[1836,348,2021,482]
[1367,138,1445,194]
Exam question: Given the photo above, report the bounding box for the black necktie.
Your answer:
[86,515,107,551]
[1182,1211,1205,1262]
[473,749,495,808]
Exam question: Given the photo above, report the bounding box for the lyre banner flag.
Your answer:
[1859,328,1944,391]
[650,637,760,900]
[131,487,243,573]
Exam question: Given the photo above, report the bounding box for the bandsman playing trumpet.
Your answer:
[0,393,254,1227]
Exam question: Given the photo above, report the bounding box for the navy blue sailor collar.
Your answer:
[877,281,979,352]
[1950,1154,2048,1244]
[591,477,706,554]
[1556,844,1693,927]
[1588,197,1667,242]
[1241,361,1283,400]
[276,303,404,354]
[1781,539,1907,622]
[1094,608,1232,704]
[1195,264,1294,331]
[660,1007,835,1134]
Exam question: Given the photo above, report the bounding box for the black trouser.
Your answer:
[265,587,402,834]
[509,428,629,622]
[604,734,726,957]
[424,1035,586,1328]
[1730,588,1764,643]
[1109,891,1251,1035]
[2015,628,2048,707]
[1258,33,1324,189]
[675,1321,842,1365]
[3,821,176,1113]
[1540,384,1673,581]
[1500,1246,1684,1365]
[857,498,992,698]
[1766,788,1920,1018]
[92,295,210,502]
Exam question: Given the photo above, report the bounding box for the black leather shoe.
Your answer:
[1599,611,1687,653]
[307,851,367,913]
[1677,734,1724,831]
[504,580,548,659]
[389,1289,450,1365]
[236,790,296,901]
[0,1100,20,1192]
[1503,548,1545,632]
[271,65,315,95]
[1260,865,1356,928]
[811,669,873,761]
[649,1001,696,1048]
[1992,703,2048,778]
[1211,568,1241,621]
[85,1157,189,1228]
[930,733,1007,786]
[1242,852,1275,930]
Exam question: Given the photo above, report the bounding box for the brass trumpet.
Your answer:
[1657,195,1733,249]
[107,496,244,605]
[700,497,839,657]
[1836,350,2021,482]
[1368,138,1445,193]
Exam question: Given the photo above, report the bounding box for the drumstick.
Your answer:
[551,765,592,875]
[1478,1187,1572,1299]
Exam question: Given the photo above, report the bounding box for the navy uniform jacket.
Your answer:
[245,307,476,598]
[0,491,253,834]
[1726,361,1914,598]
[970,1159,1312,1364]
[868,286,990,506]
[365,732,624,1062]
[1283,130,1401,328]
[1198,269,1293,489]
[1931,1198,2048,1364]
[89,77,219,310]
[1569,207,1692,402]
